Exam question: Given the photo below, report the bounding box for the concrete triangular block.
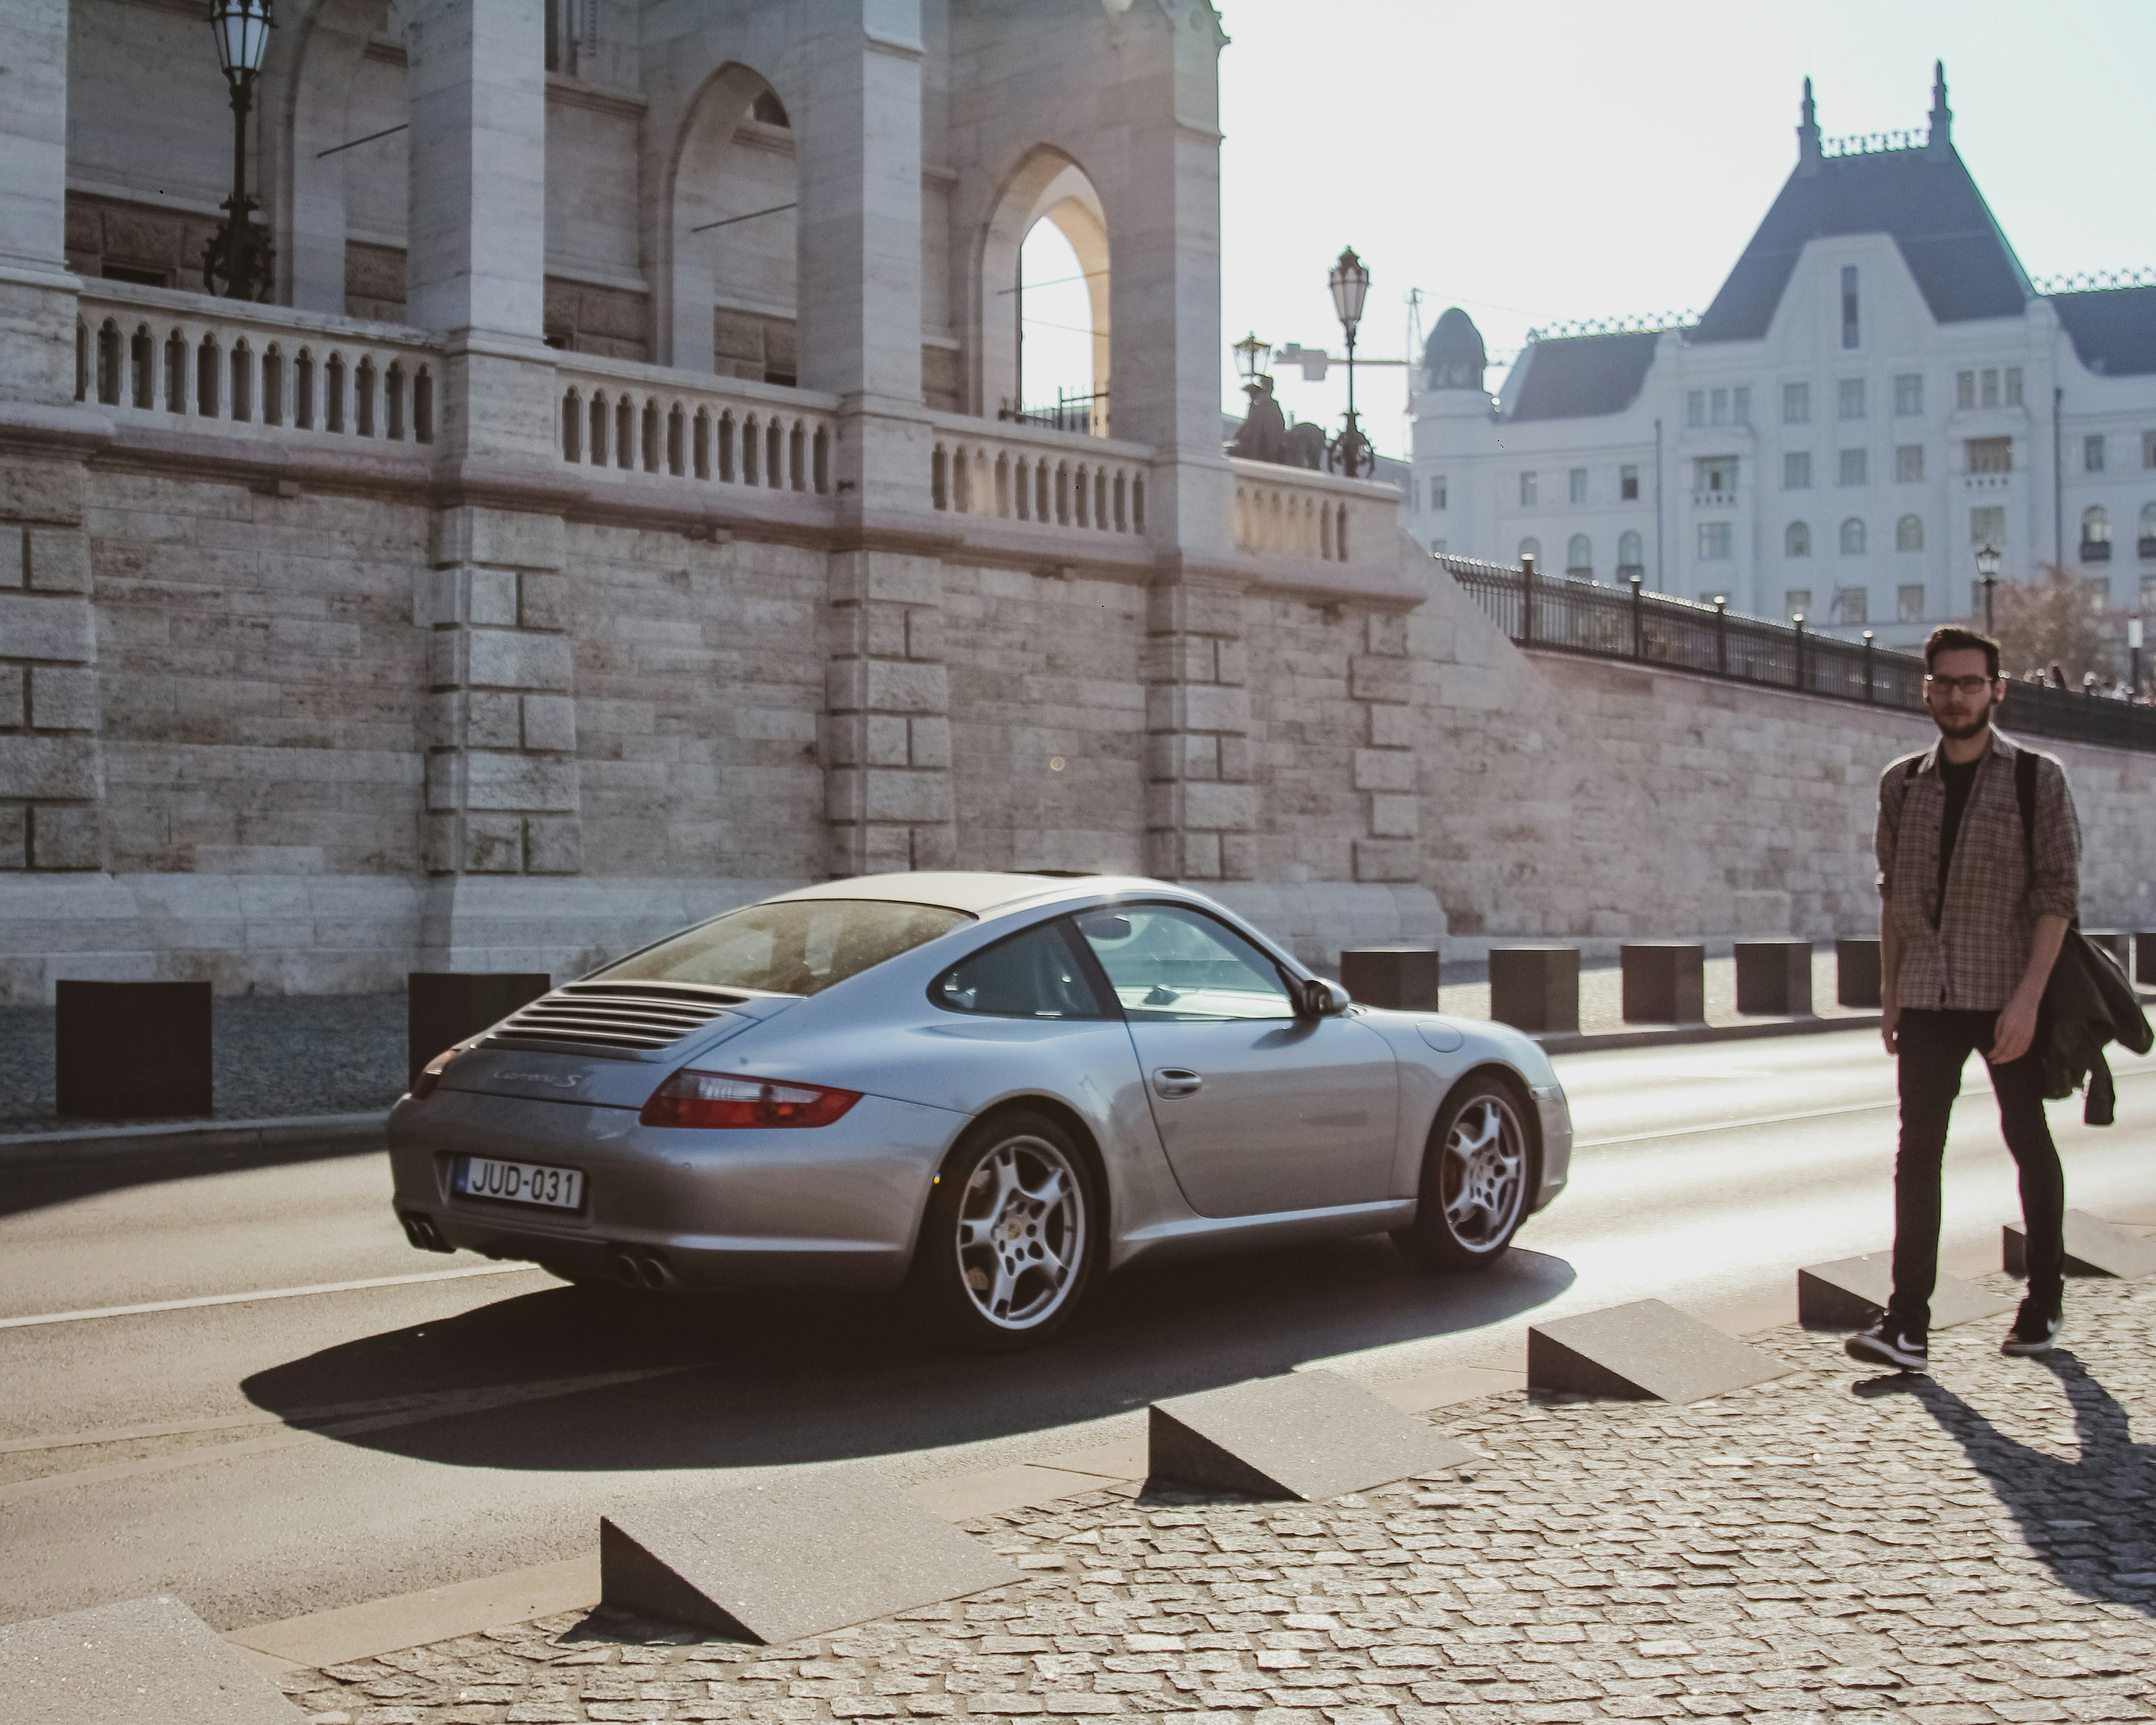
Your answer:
[2004,1211,2156,1280]
[600,1467,1021,1644]
[0,1596,304,1724]
[1797,1252,2015,1330]
[1148,1369,1474,1501]
[1528,1299,1791,1404]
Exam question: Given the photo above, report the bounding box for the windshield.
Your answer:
[595,899,972,996]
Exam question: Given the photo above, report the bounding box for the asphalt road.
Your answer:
[3,1027,2153,1633]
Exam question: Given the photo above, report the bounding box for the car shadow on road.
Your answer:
[1887,1353,2156,1614]
[239,1236,1573,1472]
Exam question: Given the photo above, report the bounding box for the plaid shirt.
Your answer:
[1875,728,2081,1011]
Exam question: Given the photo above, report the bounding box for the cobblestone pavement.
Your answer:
[278,1274,2156,1724]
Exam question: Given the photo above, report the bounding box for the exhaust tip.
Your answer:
[607,1249,675,1291]
[398,1210,453,1254]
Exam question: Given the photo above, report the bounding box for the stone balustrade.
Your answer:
[553,356,839,497]
[927,415,1151,537]
[73,284,439,454]
[1228,459,1396,565]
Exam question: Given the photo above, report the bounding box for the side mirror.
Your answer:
[1297,976,1352,1018]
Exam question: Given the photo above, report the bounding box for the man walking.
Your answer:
[1847,626,2080,1373]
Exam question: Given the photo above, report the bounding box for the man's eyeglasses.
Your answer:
[1924,674,1996,698]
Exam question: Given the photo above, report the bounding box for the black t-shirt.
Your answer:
[1935,753,1982,915]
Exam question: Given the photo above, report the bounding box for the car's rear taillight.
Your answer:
[411,1045,462,1101]
[639,1071,861,1129]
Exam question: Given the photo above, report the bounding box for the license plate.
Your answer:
[454,1155,584,1211]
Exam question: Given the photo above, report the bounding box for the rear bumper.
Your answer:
[386,1087,967,1291]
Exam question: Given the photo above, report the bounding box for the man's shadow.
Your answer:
[1865,1353,2156,1611]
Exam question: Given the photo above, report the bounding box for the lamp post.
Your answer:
[1324,246,1374,479]
[202,0,275,301]
[1233,331,1272,390]
[1975,542,2001,635]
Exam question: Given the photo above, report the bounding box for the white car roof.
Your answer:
[768,871,1165,917]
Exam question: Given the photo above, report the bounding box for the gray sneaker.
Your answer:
[1846,1320,1928,1373]
[2001,1302,2062,1357]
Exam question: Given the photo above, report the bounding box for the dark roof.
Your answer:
[1504,331,1660,421]
[1693,146,2031,343]
[2051,287,2156,378]
[1424,307,1486,368]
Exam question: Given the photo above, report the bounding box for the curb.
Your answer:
[1532,1012,1883,1055]
[0,1111,390,1172]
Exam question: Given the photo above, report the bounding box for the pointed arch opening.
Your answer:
[976,148,1110,434]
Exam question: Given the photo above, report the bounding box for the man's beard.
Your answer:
[1933,698,1995,740]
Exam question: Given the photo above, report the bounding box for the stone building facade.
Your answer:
[0,2,2149,1001]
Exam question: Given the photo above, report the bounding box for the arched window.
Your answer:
[1839,516,1866,555]
[1518,536,1541,567]
[1566,533,1592,577]
[1785,521,1811,557]
[1616,530,1643,575]
[2081,504,2111,559]
[1895,514,1924,552]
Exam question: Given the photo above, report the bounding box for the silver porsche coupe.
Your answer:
[389,872,1572,1351]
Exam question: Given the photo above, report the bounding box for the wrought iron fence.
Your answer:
[1440,555,2156,755]
[997,388,1108,437]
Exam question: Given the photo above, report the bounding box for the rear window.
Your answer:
[595,899,972,997]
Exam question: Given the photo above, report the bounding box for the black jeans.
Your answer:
[1891,1008,2064,1336]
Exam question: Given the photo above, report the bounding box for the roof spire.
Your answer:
[1796,76,1821,175]
[1926,59,1953,159]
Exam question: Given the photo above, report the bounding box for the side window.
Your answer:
[932,920,1111,1020]
[1074,905,1293,1022]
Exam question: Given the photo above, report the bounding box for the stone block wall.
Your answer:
[0,456,101,872]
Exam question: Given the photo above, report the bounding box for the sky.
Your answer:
[1029,0,2156,461]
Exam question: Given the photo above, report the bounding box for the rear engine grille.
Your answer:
[485,984,745,1053]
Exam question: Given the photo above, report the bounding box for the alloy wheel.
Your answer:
[953,1134,1087,1331]
[1441,1094,1526,1249]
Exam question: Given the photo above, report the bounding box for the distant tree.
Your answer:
[1981,565,2115,684]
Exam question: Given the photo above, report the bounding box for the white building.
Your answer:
[1411,68,2156,649]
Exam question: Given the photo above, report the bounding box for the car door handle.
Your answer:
[1151,1068,1203,1098]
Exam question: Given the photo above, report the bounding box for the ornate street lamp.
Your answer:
[1233,331,1273,387]
[1324,246,1375,479]
[1975,541,2001,634]
[202,0,275,300]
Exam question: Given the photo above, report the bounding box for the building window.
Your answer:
[2085,434,2106,473]
[1620,464,1640,501]
[1430,538,1447,555]
[1838,378,1866,420]
[1617,530,1643,576]
[1784,451,1812,490]
[1431,475,1447,510]
[1783,382,1810,425]
[1831,587,1868,625]
[1970,504,2005,549]
[1411,478,1420,512]
[2005,367,2023,407]
[1841,265,1860,349]
[1734,386,1751,426]
[2141,500,2156,558]
[1711,387,1729,426]
[1957,370,1976,411]
[2082,504,2111,560]
[1786,588,1813,621]
[1981,369,2000,408]
[1518,536,1541,565]
[2145,431,2156,470]
[1686,391,1706,429]
[1786,520,1812,557]
[1696,455,1738,497]
[1567,533,1592,577]
[1896,514,1925,552]
[1698,521,1732,560]
[1839,448,1868,487]
[2143,572,2156,611]
[1896,444,1925,482]
[1966,437,2012,475]
[1898,584,1925,621]
[2086,577,2111,611]
[1520,471,1538,507]
[1840,517,1867,555]
[1569,467,1588,504]
[1894,373,1924,417]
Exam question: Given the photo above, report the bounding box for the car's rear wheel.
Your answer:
[1395,1077,1530,1271]
[910,1110,1096,1353]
